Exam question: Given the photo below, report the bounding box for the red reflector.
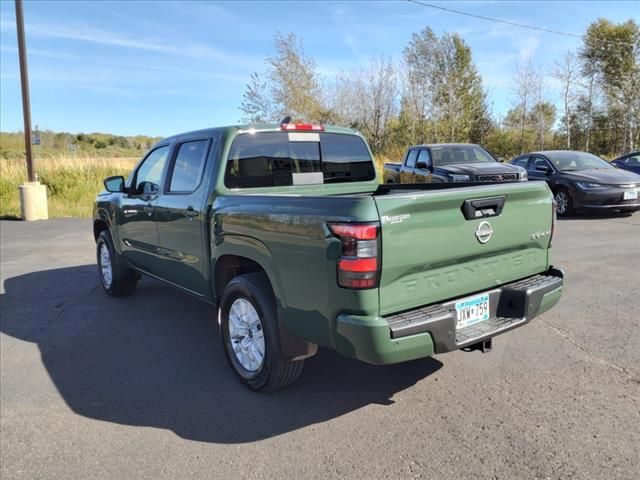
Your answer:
[341,277,376,289]
[281,123,324,131]
[338,257,377,272]
[329,223,378,240]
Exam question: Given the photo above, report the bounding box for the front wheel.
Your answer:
[220,273,304,392]
[554,189,574,216]
[96,230,138,296]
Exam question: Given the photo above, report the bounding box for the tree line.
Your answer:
[241,19,640,162]
[0,130,162,159]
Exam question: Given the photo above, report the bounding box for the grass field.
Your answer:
[0,156,137,218]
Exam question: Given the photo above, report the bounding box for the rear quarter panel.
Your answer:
[211,194,380,348]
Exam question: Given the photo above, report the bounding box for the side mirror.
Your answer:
[416,161,431,170]
[535,165,552,174]
[103,176,125,193]
[138,181,159,196]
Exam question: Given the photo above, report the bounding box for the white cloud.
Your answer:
[0,19,259,70]
[516,35,541,62]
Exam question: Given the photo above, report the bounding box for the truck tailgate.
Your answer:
[374,182,553,316]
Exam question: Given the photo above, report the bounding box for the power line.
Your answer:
[407,0,636,48]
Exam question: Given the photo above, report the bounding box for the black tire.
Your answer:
[554,188,574,216]
[96,230,138,297]
[220,272,304,392]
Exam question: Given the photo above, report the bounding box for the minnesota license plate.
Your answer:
[623,190,638,200]
[455,294,490,329]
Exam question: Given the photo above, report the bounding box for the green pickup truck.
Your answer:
[93,122,564,392]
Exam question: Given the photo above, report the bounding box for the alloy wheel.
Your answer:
[555,191,568,215]
[228,298,265,372]
[99,243,113,288]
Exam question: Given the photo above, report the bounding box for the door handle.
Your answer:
[143,204,154,216]
[184,206,199,219]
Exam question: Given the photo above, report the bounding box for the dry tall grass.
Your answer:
[0,156,137,218]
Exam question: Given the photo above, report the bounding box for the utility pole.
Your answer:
[15,0,34,182]
[15,0,48,220]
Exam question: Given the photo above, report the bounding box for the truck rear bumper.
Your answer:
[335,267,564,365]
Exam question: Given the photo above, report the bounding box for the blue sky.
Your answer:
[0,1,638,137]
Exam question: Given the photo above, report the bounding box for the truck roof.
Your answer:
[159,123,360,144]
[411,143,480,149]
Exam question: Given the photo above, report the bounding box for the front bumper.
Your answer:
[574,188,640,211]
[335,267,564,365]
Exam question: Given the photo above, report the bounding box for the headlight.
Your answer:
[520,171,528,181]
[450,174,470,182]
[576,182,607,190]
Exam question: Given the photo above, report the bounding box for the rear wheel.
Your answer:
[220,272,304,392]
[96,230,138,296]
[554,188,574,216]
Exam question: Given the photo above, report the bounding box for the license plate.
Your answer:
[455,293,490,329]
[623,190,638,200]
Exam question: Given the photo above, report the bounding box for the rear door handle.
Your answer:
[184,206,199,219]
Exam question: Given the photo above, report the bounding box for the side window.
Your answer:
[135,146,169,193]
[626,155,640,166]
[405,150,418,168]
[530,156,551,172]
[416,149,431,167]
[168,139,210,193]
[512,156,529,169]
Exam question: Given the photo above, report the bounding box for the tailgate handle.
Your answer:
[462,196,505,220]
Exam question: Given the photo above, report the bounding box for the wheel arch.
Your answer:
[93,218,109,242]
[213,236,317,361]
[211,235,285,307]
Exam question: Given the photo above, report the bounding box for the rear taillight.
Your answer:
[329,222,380,289]
[280,123,324,131]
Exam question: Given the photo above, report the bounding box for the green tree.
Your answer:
[581,19,640,152]
[240,33,326,123]
[402,27,439,144]
[401,28,489,145]
[529,102,557,150]
[330,56,398,153]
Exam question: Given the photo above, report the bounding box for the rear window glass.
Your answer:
[225,132,375,188]
[168,139,209,192]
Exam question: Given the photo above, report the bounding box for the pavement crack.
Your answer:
[541,319,640,385]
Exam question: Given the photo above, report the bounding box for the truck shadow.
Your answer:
[0,265,441,444]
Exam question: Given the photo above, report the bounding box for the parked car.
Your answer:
[509,150,640,215]
[94,122,563,392]
[383,143,527,184]
[611,151,640,175]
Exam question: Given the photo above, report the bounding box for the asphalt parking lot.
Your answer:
[1,214,639,479]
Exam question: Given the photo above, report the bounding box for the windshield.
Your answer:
[225,132,376,188]
[430,145,496,166]
[546,151,614,171]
